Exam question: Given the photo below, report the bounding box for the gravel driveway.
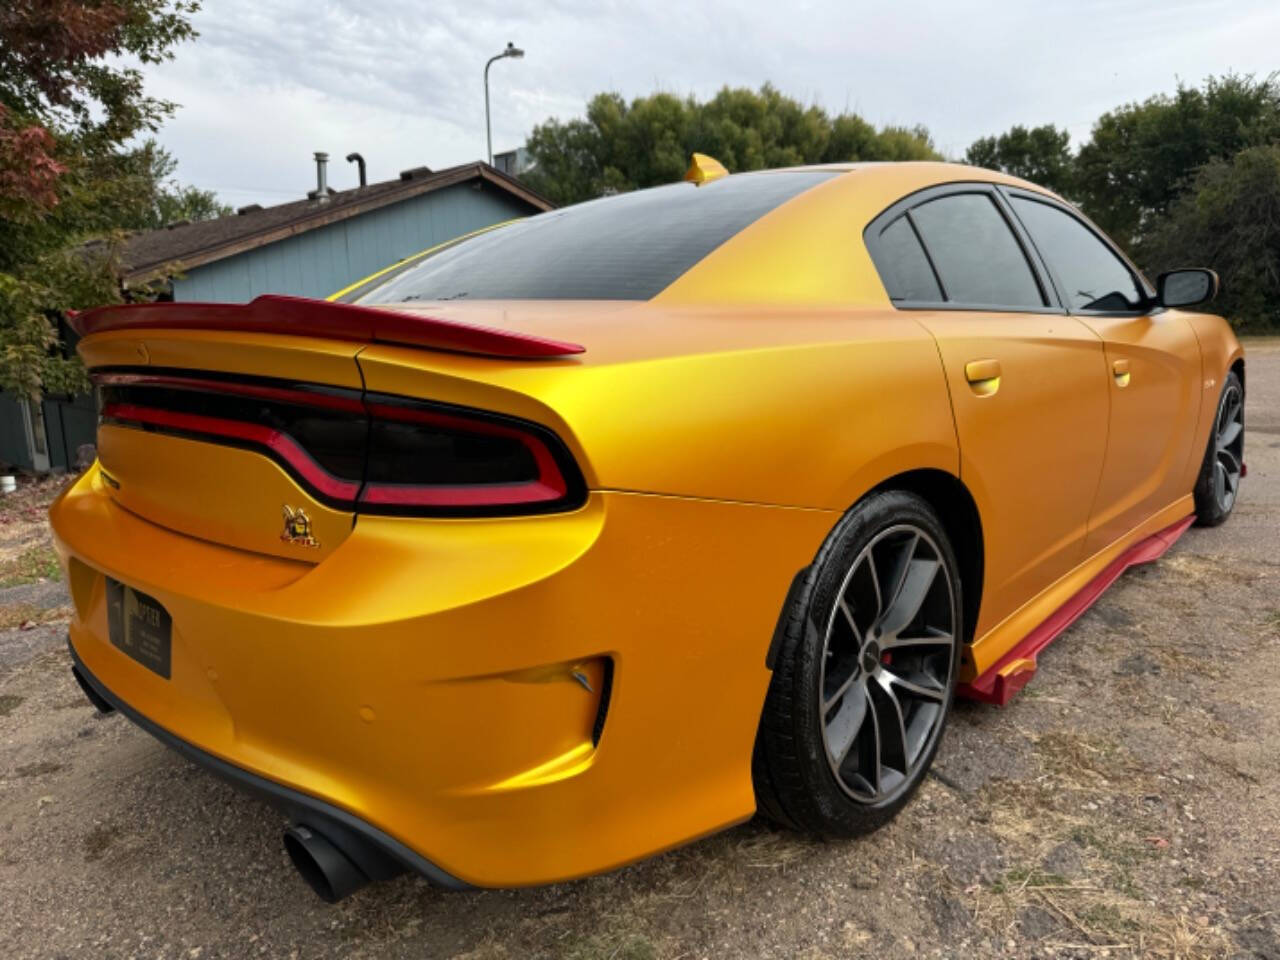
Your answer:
[2,341,1277,959]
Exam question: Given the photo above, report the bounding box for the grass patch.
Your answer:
[1069,825,1157,871]
[990,866,1069,894]
[1079,903,1140,935]
[0,693,24,718]
[974,865,1228,958]
[563,935,657,960]
[0,544,60,587]
[1035,731,1130,782]
[0,601,71,629]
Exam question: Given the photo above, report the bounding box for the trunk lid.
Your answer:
[72,296,588,561]
[81,327,367,563]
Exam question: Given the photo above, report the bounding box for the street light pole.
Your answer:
[484,41,524,166]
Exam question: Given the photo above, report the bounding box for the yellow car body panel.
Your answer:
[51,161,1243,888]
[913,310,1111,646]
[54,470,835,885]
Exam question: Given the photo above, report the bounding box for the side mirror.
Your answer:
[1157,268,1218,309]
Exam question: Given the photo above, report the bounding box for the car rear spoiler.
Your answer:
[66,294,585,360]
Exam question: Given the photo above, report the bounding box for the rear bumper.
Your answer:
[52,464,834,886]
[68,638,466,888]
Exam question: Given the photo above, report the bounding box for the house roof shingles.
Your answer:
[118,161,551,284]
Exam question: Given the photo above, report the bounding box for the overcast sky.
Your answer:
[137,0,1279,208]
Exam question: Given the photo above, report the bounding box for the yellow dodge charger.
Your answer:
[53,160,1244,901]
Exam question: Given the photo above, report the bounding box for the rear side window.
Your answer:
[1010,196,1144,312]
[909,194,1045,308]
[873,216,942,302]
[356,171,835,303]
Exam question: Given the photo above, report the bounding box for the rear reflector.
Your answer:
[70,295,585,360]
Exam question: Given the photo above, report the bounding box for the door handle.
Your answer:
[964,359,1002,397]
[1112,358,1131,388]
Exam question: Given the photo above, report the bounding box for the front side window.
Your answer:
[1010,196,1144,312]
[909,193,1045,308]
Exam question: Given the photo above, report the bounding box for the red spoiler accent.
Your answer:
[66,295,585,360]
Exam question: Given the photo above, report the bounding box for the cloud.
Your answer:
[135,0,1280,207]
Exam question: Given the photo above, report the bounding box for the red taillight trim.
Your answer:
[70,295,585,359]
[100,402,362,501]
[98,383,583,514]
[358,480,568,508]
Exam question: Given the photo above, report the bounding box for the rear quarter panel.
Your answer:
[357,306,959,510]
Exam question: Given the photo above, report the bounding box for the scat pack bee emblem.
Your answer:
[280,505,320,548]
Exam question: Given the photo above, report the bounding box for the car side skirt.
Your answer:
[958,513,1194,706]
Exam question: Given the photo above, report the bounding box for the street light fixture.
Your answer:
[484,41,524,166]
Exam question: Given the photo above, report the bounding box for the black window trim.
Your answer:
[996,185,1159,318]
[902,210,948,300]
[863,181,1067,315]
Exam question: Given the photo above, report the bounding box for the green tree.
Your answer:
[118,140,231,230]
[1143,146,1280,332]
[1076,73,1280,252]
[152,181,230,226]
[965,124,1075,196]
[522,84,939,205]
[0,0,202,400]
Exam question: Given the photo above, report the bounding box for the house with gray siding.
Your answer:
[119,159,549,303]
[0,160,550,473]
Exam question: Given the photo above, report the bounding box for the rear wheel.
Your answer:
[753,490,962,836]
[1193,371,1244,527]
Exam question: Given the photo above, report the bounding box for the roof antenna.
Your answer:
[346,152,366,188]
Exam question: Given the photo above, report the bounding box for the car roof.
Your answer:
[656,162,1060,306]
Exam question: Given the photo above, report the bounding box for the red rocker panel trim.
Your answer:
[957,514,1194,707]
[68,295,585,359]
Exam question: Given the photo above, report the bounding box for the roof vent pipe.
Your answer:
[309,151,330,202]
[346,152,366,188]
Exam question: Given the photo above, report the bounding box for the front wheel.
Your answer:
[753,490,962,837]
[1193,371,1244,527]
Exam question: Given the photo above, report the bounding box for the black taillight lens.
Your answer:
[359,396,583,515]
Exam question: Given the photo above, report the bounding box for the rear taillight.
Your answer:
[359,396,579,515]
[94,370,585,516]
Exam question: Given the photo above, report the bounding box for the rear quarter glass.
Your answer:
[356,171,836,304]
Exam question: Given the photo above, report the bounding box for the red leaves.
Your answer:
[0,0,136,216]
[0,1,132,108]
[0,104,66,216]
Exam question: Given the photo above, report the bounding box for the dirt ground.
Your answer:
[1,342,1277,960]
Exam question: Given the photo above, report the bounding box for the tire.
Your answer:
[1193,371,1244,527]
[753,490,963,837]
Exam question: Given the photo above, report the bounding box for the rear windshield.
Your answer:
[355,171,835,303]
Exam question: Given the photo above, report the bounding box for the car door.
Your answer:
[865,186,1111,642]
[1003,191,1202,557]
